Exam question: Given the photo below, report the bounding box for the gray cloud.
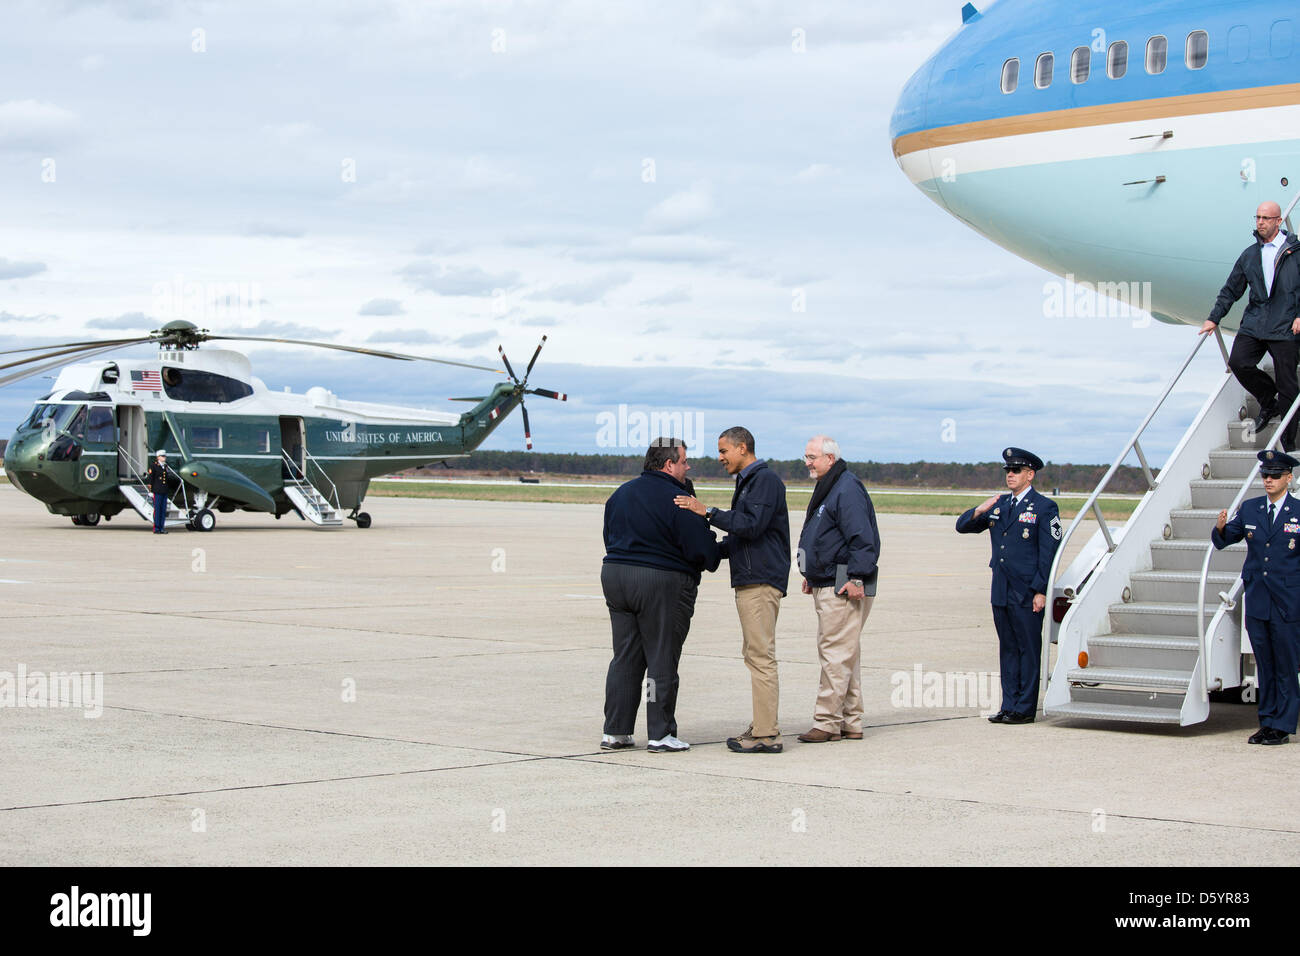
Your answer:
[227,321,340,340]
[358,298,406,316]
[0,258,47,279]
[454,330,498,348]
[527,270,632,305]
[0,100,78,149]
[641,287,692,306]
[399,261,522,296]
[87,311,155,330]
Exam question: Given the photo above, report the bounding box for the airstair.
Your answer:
[281,451,344,528]
[1042,329,1295,726]
[117,448,189,530]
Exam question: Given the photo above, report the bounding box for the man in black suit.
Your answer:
[1199,200,1300,450]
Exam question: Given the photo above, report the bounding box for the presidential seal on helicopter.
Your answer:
[1,320,566,531]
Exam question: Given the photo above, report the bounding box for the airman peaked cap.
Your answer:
[1258,449,1299,476]
[1002,447,1044,471]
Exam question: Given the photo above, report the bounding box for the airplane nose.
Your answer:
[890,57,945,204]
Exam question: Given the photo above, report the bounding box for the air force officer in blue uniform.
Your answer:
[956,448,1062,724]
[1212,449,1300,745]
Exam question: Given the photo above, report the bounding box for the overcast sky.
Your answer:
[0,0,1227,468]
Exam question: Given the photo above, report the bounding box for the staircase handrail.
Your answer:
[117,444,191,514]
[303,449,341,511]
[1195,387,1300,697]
[1040,326,1229,692]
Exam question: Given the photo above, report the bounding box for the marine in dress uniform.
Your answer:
[955,447,1062,724]
[145,449,171,534]
[1211,449,1300,745]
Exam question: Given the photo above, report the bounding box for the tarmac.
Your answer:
[1,484,1297,866]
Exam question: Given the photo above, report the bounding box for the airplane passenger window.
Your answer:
[1228,25,1249,63]
[1071,46,1090,83]
[1271,20,1292,59]
[1034,52,1054,88]
[1146,36,1168,73]
[1186,30,1209,68]
[1001,58,1019,93]
[1108,41,1129,78]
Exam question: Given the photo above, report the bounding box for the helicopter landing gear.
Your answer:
[353,512,372,529]
[71,513,100,527]
[192,508,216,532]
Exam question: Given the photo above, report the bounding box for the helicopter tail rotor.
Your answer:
[497,335,567,451]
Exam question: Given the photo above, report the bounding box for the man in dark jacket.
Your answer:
[1199,200,1300,450]
[795,436,880,743]
[675,426,790,754]
[145,449,172,534]
[601,438,721,753]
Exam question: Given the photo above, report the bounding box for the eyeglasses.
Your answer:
[803,454,824,463]
[1256,215,1280,221]
[1003,466,1024,474]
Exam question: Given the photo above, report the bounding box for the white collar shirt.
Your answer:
[1262,230,1289,295]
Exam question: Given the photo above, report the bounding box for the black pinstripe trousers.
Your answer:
[601,562,698,741]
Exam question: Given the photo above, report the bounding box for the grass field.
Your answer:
[369,480,1138,521]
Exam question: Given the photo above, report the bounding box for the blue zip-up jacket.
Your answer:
[710,459,791,595]
[604,470,721,583]
[1207,230,1300,341]
[797,470,880,588]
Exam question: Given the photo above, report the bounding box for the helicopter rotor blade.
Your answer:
[520,401,533,451]
[0,343,136,389]
[0,336,153,357]
[205,335,505,374]
[498,345,519,384]
[448,396,487,402]
[525,388,567,401]
[0,339,156,374]
[523,334,547,380]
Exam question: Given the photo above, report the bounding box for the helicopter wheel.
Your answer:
[194,508,216,532]
[81,513,101,526]
[70,516,82,526]
[355,512,372,529]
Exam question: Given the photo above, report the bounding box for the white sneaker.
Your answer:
[600,734,635,750]
[647,735,690,752]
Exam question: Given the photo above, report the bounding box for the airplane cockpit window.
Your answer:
[1186,30,1209,69]
[86,406,115,443]
[1000,58,1019,93]
[161,368,254,403]
[1034,53,1054,89]
[1146,36,1168,74]
[1071,47,1091,83]
[1107,40,1129,79]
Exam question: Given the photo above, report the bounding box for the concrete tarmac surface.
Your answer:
[0,485,1295,866]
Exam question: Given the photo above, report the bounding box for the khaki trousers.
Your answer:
[812,588,873,734]
[735,584,782,737]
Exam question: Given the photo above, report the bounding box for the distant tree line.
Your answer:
[414,450,1153,494]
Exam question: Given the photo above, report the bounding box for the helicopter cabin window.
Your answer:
[1070,46,1090,83]
[1107,40,1128,78]
[1034,52,1053,88]
[1146,36,1168,74]
[189,426,222,450]
[1186,30,1209,69]
[66,406,87,439]
[1000,58,1019,93]
[161,367,254,403]
[257,429,271,453]
[86,406,116,443]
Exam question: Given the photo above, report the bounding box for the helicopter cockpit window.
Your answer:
[66,406,88,439]
[86,406,116,443]
[21,403,80,432]
[161,368,254,403]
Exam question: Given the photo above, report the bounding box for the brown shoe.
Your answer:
[842,730,863,740]
[797,728,841,743]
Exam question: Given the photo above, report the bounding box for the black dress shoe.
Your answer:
[1262,729,1290,745]
[1002,711,1035,724]
[1248,728,1269,744]
[987,711,1008,723]
[1255,404,1278,432]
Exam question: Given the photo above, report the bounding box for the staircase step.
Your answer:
[1149,538,1245,571]
[1108,601,1200,637]
[1128,569,1238,604]
[1190,478,1263,509]
[1066,665,1192,689]
[1208,448,1261,480]
[1045,700,1183,724]
[1169,508,1224,539]
[1087,632,1202,668]
[1227,419,1279,449]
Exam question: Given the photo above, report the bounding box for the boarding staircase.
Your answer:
[281,451,344,528]
[117,447,190,529]
[1041,328,1297,726]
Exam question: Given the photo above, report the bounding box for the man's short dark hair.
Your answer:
[644,437,686,472]
[718,426,754,456]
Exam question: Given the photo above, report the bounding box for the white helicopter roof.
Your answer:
[45,347,462,426]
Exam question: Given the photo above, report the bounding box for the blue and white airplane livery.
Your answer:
[891,0,1298,325]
